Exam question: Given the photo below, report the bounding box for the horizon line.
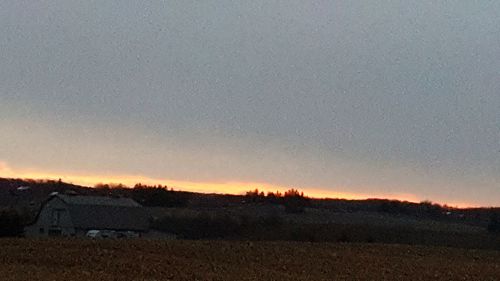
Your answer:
[2,175,491,210]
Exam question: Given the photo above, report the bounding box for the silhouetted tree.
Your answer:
[284,188,303,198]
[283,189,309,213]
[131,184,189,207]
[245,189,266,202]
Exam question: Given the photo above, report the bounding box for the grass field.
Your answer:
[1,239,499,281]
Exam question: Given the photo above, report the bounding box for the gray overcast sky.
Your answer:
[1,1,499,206]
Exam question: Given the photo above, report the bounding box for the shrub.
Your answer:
[0,209,23,237]
[152,214,242,239]
[487,213,500,233]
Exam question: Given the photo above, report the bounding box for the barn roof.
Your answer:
[41,194,150,231]
[67,205,149,231]
[56,194,141,207]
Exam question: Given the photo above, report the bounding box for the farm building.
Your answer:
[25,193,150,237]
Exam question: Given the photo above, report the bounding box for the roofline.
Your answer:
[25,195,68,227]
[26,194,146,227]
[74,227,148,232]
[55,194,142,207]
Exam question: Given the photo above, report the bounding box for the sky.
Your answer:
[0,1,499,207]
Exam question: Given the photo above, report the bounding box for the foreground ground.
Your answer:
[0,239,499,281]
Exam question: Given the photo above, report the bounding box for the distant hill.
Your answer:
[1,177,498,224]
[1,177,500,249]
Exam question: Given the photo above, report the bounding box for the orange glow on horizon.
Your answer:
[0,162,478,208]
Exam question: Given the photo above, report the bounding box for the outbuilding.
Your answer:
[25,193,149,237]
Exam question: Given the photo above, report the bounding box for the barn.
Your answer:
[25,193,150,237]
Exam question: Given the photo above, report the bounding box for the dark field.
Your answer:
[1,239,499,281]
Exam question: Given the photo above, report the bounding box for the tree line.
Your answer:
[244,188,310,213]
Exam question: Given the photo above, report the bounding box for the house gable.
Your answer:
[25,196,75,236]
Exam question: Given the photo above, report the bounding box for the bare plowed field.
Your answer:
[0,239,499,281]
